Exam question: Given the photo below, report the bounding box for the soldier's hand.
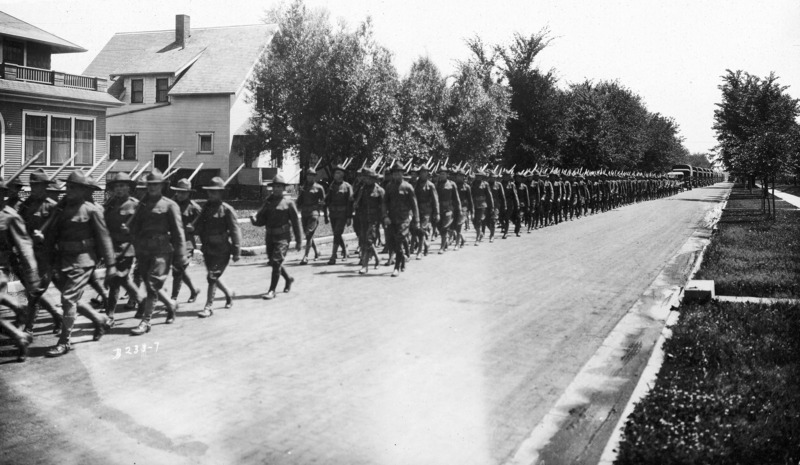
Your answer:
[32,230,44,243]
[104,266,118,287]
[232,254,240,262]
[325,217,330,225]
[346,218,352,227]
[295,241,302,252]
[189,249,195,258]
[383,217,391,227]
[186,223,195,233]
[120,223,129,233]
[249,214,257,225]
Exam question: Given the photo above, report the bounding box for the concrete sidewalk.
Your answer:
[755,183,800,209]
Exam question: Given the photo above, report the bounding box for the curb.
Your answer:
[597,183,731,464]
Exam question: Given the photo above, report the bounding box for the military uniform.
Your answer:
[44,171,115,356]
[325,167,353,264]
[501,174,519,238]
[0,190,39,361]
[436,172,461,252]
[488,173,505,241]
[102,173,142,324]
[514,175,528,235]
[193,177,242,316]
[171,179,201,302]
[413,170,439,257]
[383,162,419,276]
[471,172,494,243]
[296,170,326,264]
[252,175,301,299]
[455,173,473,248]
[128,170,186,335]
[353,169,385,274]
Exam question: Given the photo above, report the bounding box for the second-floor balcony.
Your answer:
[1,63,107,92]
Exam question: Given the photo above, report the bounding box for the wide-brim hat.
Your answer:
[271,174,287,185]
[144,168,166,184]
[29,168,54,185]
[389,161,405,172]
[171,178,195,192]
[107,172,136,187]
[474,170,486,177]
[306,168,317,176]
[65,170,102,190]
[362,168,378,178]
[47,180,66,192]
[203,176,226,190]
[333,164,346,173]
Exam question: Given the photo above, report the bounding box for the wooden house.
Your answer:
[83,15,276,183]
[0,11,123,182]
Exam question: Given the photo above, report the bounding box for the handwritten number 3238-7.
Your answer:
[112,342,159,360]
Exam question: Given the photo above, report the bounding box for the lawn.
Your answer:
[615,300,800,464]
[694,186,800,298]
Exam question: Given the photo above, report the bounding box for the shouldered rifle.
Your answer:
[131,161,151,181]
[6,151,43,184]
[224,163,246,187]
[187,163,204,182]
[161,152,185,178]
[83,154,109,177]
[128,163,140,176]
[48,153,79,181]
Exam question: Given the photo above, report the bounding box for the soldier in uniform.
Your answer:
[250,175,301,300]
[102,172,143,327]
[454,169,473,249]
[413,165,439,259]
[501,171,519,238]
[435,167,461,253]
[528,172,542,231]
[353,168,384,274]
[18,168,63,334]
[296,168,327,265]
[5,177,24,210]
[170,178,201,303]
[487,171,505,242]
[514,172,529,236]
[0,180,38,361]
[325,165,353,265]
[470,170,493,244]
[193,177,241,317]
[551,171,563,224]
[128,169,186,336]
[43,171,115,357]
[383,162,419,277]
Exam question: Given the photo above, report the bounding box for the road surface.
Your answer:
[0,183,731,465]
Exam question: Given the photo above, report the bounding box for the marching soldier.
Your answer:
[436,167,461,253]
[5,177,24,210]
[501,171,519,238]
[325,165,353,265]
[102,172,143,327]
[542,172,554,226]
[551,171,563,224]
[170,178,201,303]
[471,170,494,244]
[193,177,241,317]
[18,168,63,334]
[251,175,301,300]
[353,168,384,274]
[43,171,115,357]
[528,172,542,231]
[128,169,186,336]
[296,168,327,265]
[0,180,38,361]
[487,171,505,242]
[514,172,529,236]
[454,169,473,249]
[413,165,439,259]
[383,162,419,277]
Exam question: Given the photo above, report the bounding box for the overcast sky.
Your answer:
[2,0,799,155]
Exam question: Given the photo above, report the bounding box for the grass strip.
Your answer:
[615,300,800,464]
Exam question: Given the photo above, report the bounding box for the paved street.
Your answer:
[1,184,730,465]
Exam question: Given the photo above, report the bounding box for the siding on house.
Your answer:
[106,93,231,176]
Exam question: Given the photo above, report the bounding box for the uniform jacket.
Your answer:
[104,195,139,257]
[384,180,419,225]
[0,205,39,286]
[45,198,116,268]
[354,182,386,224]
[456,182,474,215]
[175,197,201,251]
[253,193,301,243]
[490,181,507,211]
[128,194,186,259]
[326,180,354,219]
[415,179,440,218]
[436,179,461,214]
[297,182,327,215]
[193,201,242,258]
[471,180,495,211]
[503,180,520,211]
[516,182,530,208]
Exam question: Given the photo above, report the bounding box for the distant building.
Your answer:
[83,15,276,185]
[0,11,122,181]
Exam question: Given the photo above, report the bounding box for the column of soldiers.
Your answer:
[0,160,684,363]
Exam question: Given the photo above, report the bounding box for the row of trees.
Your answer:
[245,0,695,175]
[713,70,800,217]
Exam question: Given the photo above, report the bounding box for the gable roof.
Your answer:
[0,10,86,53]
[84,23,276,96]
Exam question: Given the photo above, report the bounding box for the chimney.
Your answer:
[176,14,190,48]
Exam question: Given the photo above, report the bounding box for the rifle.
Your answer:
[5,151,43,184]
[161,152,185,178]
[370,155,383,171]
[131,161,151,181]
[128,163,140,176]
[84,154,108,177]
[48,153,79,181]
[224,163,246,186]
[187,163,204,182]
[95,160,119,185]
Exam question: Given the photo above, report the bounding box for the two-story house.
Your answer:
[0,11,122,181]
[83,15,276,183]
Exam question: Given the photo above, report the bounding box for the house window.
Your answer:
[131,79,144,103]
[23,112,95,165]
[50,117,72,164]
[198,133,213,153]
[24,114,47,164]
[109,134,137,161]
[75,119,94,165]
[156,78,169,103]
[3,40,24,66]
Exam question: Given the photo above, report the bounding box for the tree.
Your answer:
[395,57,449,162]
[713,70,800,217]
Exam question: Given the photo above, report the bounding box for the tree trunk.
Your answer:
[772,176,777,220]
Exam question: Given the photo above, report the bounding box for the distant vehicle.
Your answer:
[671,164,694,189]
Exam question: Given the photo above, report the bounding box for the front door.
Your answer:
[153,152,170,173]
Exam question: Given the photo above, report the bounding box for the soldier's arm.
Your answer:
[192,206,207,238]
[225,204,242,259]
[453,183,462,214]
[467,185,474,213]
[409,186,420,224]
[288,200,302,246]
[88,206,117,268]
[251,202,267,227]
[167,202,187,261]
[346,183,354,220]
[10,215,40,289]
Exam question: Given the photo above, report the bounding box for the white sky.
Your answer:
[2,0,799,154]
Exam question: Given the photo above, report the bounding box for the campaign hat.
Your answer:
[170,178,195,192]
[29,168,54,185]
[203,176,226,190]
